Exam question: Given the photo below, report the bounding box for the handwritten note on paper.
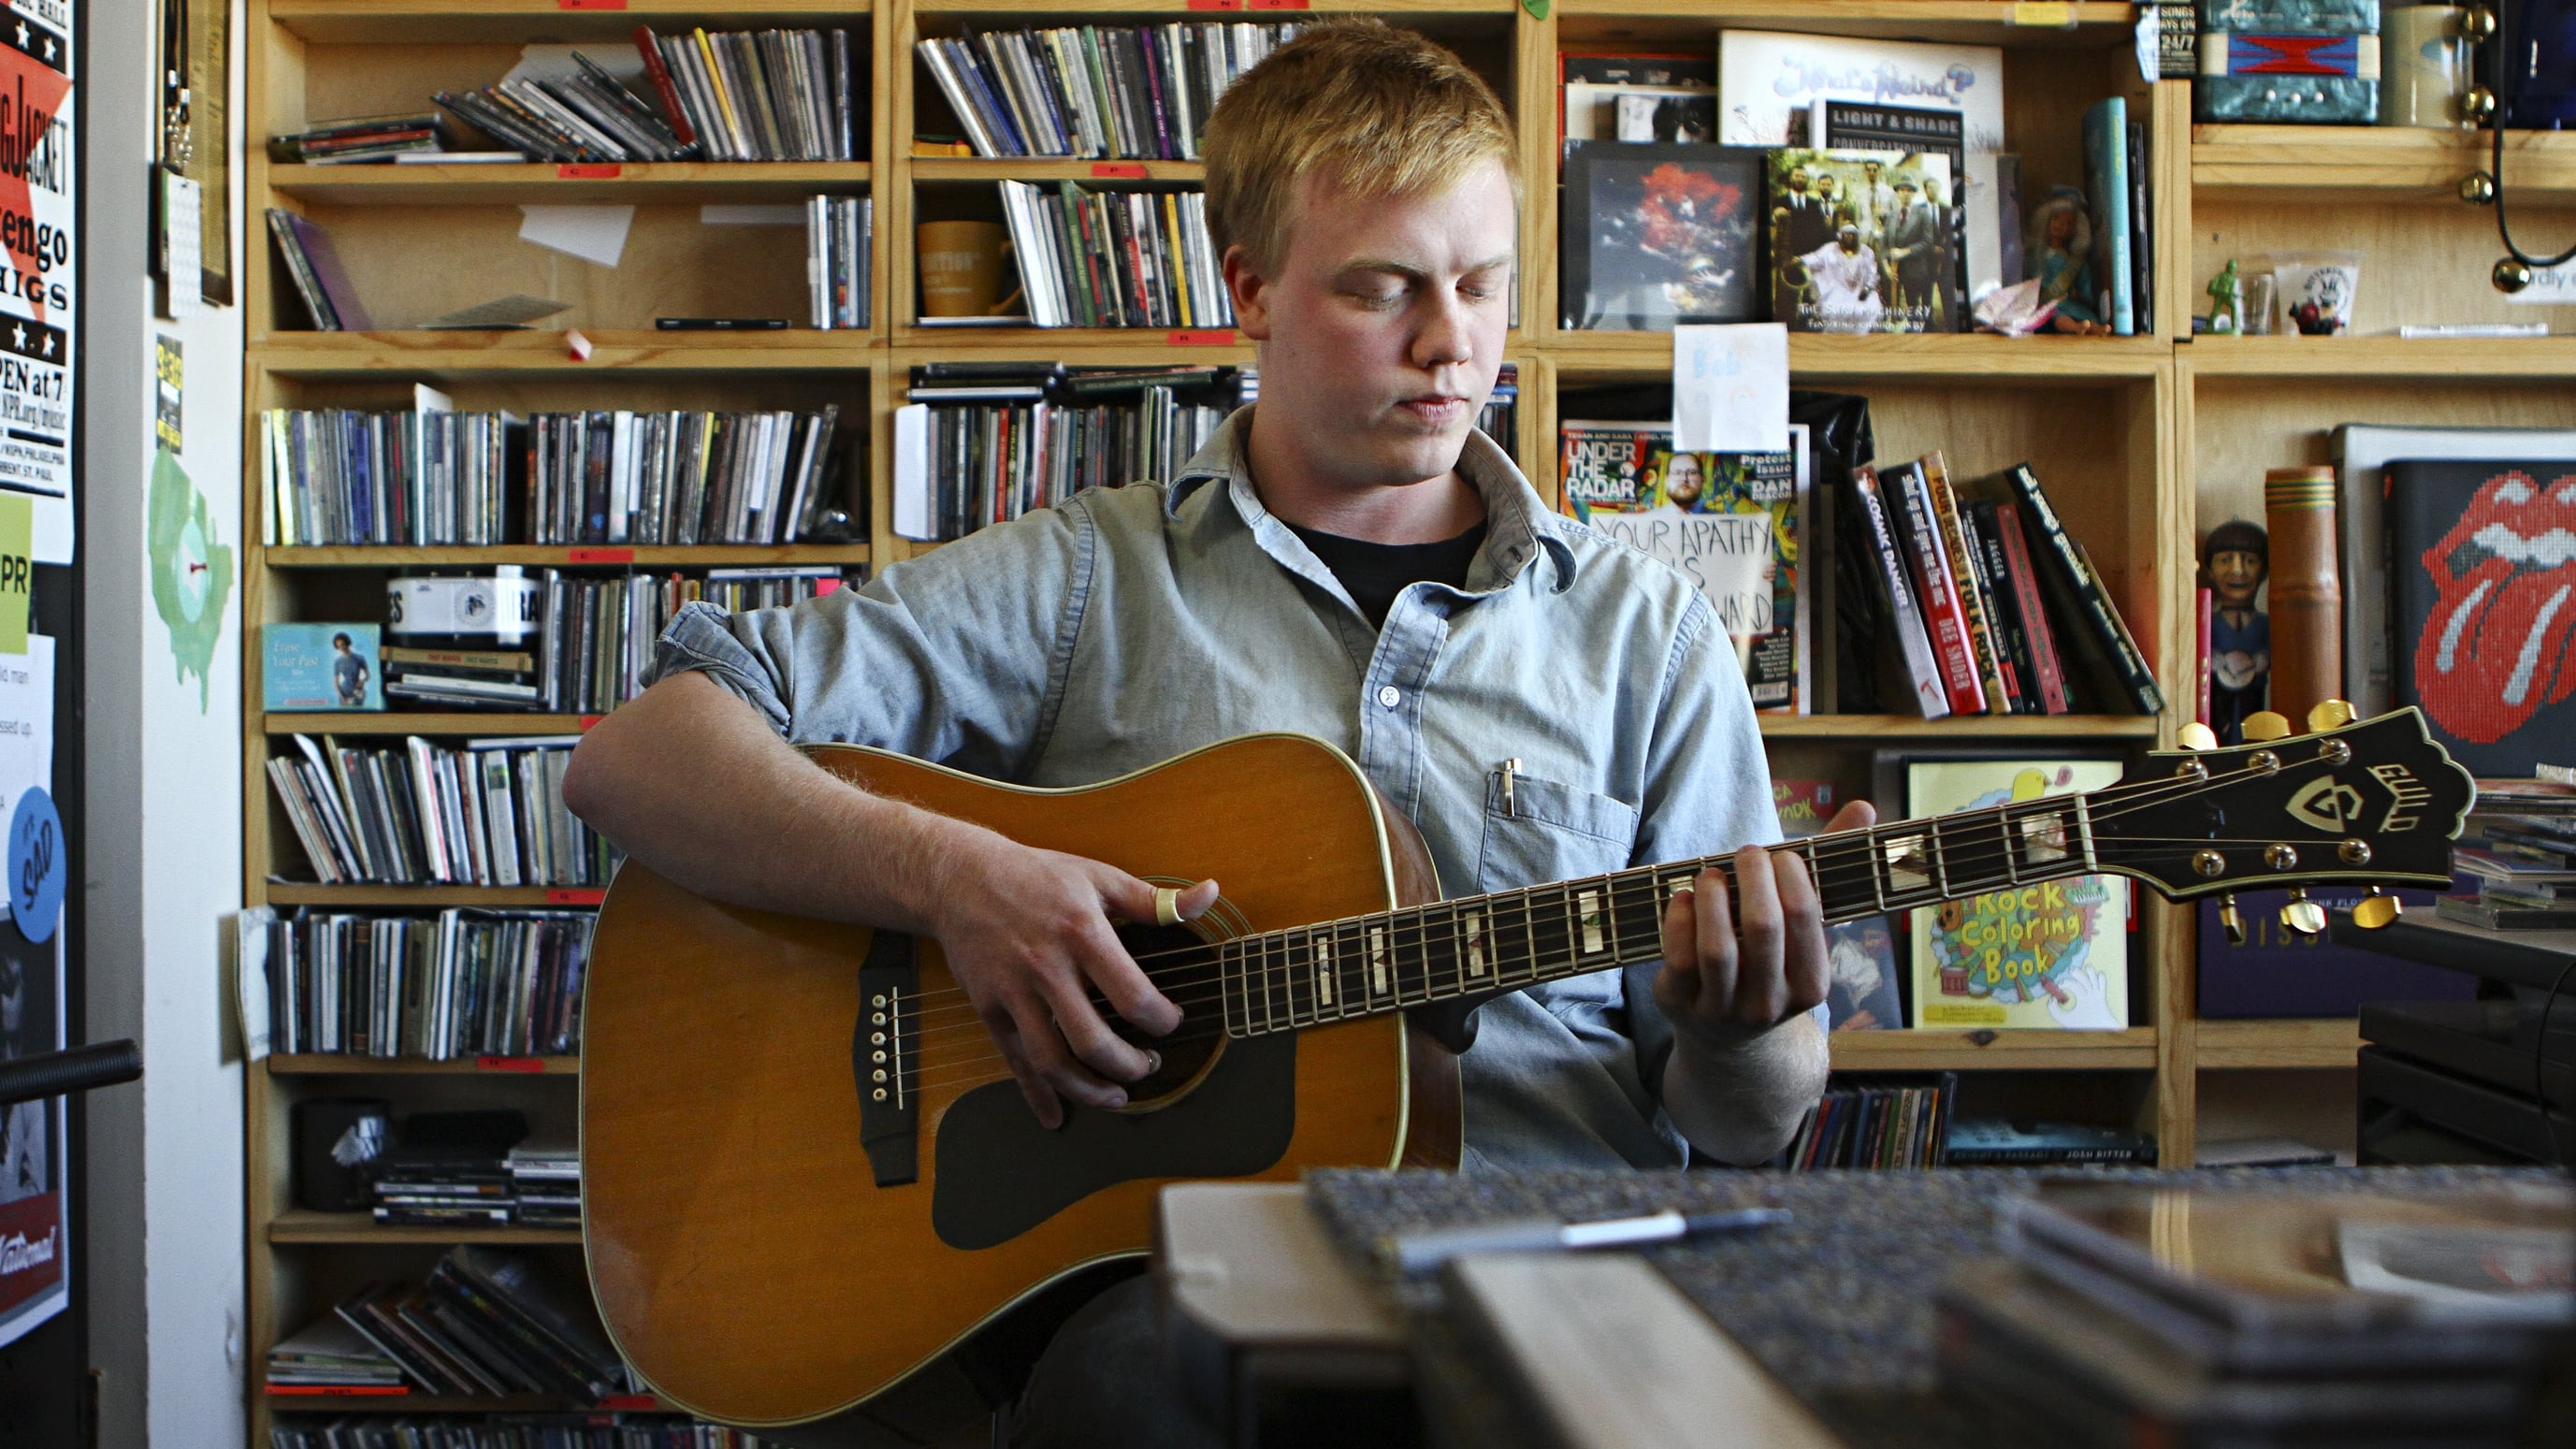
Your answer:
[1672,324,1787,454]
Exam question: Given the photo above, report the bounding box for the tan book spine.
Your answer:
[2264,466,2343,722]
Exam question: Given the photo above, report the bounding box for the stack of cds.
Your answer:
[267,1318,404,1391]
[434,53,689,163]
[506,1138,581,1227]
[268,112,443,164]
[261,401,519,546]
[635,27,862,162]
[305,1246,630,1398]
[2444,779,2576,930]
[807,195,873,329]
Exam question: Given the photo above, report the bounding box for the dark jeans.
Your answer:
[1005,1275,1223,1449]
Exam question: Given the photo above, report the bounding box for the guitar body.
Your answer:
[581,733,1454,1429]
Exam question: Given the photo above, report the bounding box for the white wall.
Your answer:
[83,0,249,1442]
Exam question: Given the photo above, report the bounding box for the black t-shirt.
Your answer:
[1287,521,1489,629]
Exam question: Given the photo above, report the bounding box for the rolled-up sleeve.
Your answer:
[646,500,1093,780]
[1618,591,1816,1094]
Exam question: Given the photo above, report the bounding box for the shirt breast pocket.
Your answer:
[1475,770,1639,893]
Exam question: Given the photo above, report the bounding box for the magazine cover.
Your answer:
[1774,778,1904,1031]
[1769,150,1954,333]
[1561,421,1811,712]
[1560,143,1765,330]
[263,622,384,711]
[1903,757,2128,1030]
[1560,51,1716,147]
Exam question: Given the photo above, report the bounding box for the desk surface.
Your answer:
[2328,906,2576,992]
[1289,1165,2563,1449]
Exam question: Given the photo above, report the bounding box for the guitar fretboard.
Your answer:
[1215,789,2106,1038]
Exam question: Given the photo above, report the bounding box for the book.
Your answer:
[1973,498,2067,715]
[2125,116,2153,332]
[1558,51,1715,151]
[1966,464,2164,715]
[1774,778,1903,1031]
[1901,755,2129,1030]
[2334,425,2576,716]
[1559,142,1765,331]
[1879,459,1986,716]
[263,624,384,712]
[2081,97,2134,337]
[1920,453,2014,714]
[1941,1118,2155,1165]
[1558,419,1812,713]
[2385,458,2576,777]
[1845,466,1948,719]
[1767,149,1951,334]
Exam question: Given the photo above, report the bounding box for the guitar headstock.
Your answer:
[2089,707,2474,918]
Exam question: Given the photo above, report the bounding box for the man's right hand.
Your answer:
[928,829,1218,1129]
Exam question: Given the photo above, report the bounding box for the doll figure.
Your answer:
[2206,258,2244,336]
[2026,187,2107,336]
[2202,519,2271,745]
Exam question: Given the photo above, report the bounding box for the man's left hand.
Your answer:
[1655,799,1876,1047]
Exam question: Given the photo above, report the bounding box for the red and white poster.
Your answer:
[0,0,73,566]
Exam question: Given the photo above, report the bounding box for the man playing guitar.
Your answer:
[567,21,1862,1445]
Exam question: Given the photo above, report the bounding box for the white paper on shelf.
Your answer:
[1672,324,1788,454]
[517,205,635,268]
[893,404,932,540]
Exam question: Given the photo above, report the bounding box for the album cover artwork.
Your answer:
[1560,143,1765,331]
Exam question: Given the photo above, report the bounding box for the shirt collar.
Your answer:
[1168,405,1579,595]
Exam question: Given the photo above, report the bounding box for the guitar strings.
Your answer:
[874,759,2252,1026]
[853,757,2306,1037]
[888,831,2307,1094]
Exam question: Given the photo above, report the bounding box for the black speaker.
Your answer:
[291,1096,389,1212]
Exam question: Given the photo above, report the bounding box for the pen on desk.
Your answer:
[1381,1207,1789,1275]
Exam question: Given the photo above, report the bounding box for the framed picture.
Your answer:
[1559,142,1766,331]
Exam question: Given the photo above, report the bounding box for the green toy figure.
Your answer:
[2207,258,2244,336]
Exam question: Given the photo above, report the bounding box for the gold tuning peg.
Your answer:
[2219,894,2246,946]
[2306,700,2355,732]
[2279,889,2328,937]
[2239,711,2293,743]
[2178,722,2219,752]
[2352,888,2403,930]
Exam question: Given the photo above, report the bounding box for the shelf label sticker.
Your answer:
[267,1385,412,1397]
[1185,0,1244,10]
[578,714,606,731]
[1091,163,1149,179]
[547,888,608,906]
[1167,329,1235,345]
[598,1396,658,1411]
[557,0,629,10]
[1249,0,1310,9]
[2010,1,2074,25]
[556,164,623,180]
[475,1055,544,1074]
[565,547,635,563]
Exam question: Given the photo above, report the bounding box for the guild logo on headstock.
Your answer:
[2285,777,2364,833]
[2368,764,2430,833]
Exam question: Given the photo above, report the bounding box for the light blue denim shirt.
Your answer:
[649,408,1788,1170]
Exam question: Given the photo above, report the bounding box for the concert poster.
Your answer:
[0,0,75,564]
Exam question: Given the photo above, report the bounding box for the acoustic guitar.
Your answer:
[580,706,2471,1431]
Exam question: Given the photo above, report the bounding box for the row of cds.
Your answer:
[268,734,620,888]
[999,181,1230,330]
[637,26,863,163]
[254,908,595,1060]
[806,195,874,329]
[270,1247,626,1399]
[268,1419,777,1447]
[259,405,852,549]
[892,365,1248,543]
[519,567,846,716]
[919,22,1306,160]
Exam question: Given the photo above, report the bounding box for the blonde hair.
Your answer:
[1202,21,1519,274]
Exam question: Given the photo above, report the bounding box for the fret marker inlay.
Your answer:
[1368,926,1389,994]
[1578,890,1603,954]
[1465,909,1486,977]
[1314,936,1333,1007]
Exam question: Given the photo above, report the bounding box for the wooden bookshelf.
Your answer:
[247,0,2477,1437]
[269,1210,584,1246]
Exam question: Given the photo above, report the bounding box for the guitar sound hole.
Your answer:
[1099,924,1229,1107]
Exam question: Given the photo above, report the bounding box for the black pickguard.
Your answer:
[929,1032,1297,1252]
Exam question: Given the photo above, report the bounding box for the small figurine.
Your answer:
[2025,186,2108,337]
[2202,519,2271,745]
[2207,258,2244,336]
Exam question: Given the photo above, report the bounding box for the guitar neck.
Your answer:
[1217,788,2111,1039]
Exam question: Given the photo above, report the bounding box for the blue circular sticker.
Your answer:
[9,787,62,944]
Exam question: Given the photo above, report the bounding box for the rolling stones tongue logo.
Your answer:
[2413,470,2576,743]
